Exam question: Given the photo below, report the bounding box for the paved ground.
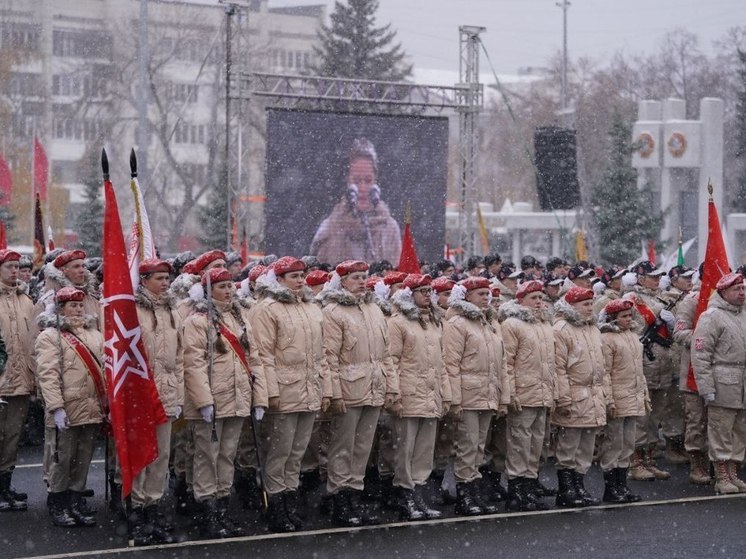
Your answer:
[2,443,745,559]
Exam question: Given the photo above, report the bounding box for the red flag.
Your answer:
[647,239,656,265]
[240,228,248,267]
[397,222,420,274]
[686,186,729,392]
[103,174,167,498]
[33,137,48,201]
[32,193,45,270]
[0,155,12,206]
[0,222,6,250]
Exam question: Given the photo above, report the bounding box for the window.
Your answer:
[1,24,41,51]
[53,29,112,59]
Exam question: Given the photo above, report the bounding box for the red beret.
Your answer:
[139,258,172,275]
[515,280,544,300]
[716,272,744,292]
[490,285,501,298]
[192,250,226,275]
[403,274,432,290]
[0,250,21,265]
[305,269,330,287]
[336,260,369,276]
[202,267,233,287]
[365,276,381,291]
[271,256,305,276]
[459,276,491,291]
[432,277,455,294]
[248,264,268,283]
[181,261,196,275]
[56,286,85,303]
[54,249,86,269]
[383,271,408,286]
[604,298,634,315]
[565,286,594,304]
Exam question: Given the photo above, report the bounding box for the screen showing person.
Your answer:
[310,138,401,265]
[264,110,448,266]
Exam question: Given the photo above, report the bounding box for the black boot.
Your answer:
[108,475,125,519]
[7,472,27,502]
[68,491,96,527]
[413,484,442,520]
[572,471,599,506]
[397,487,425,521]
[130,506,155,546]
[616,468,642,503]
[555,469,584,508]
[521,478,549,511]
[378,475,397,510]
[331,489,362,528]
[506,477,537,512]
[199,498,231,539]
[477,466,505,506]
[349,489,380,525]
[0,472,26,511]
[234,468,261,510]
[70,491,97,517]
[299,469,322,494]
[454,482,482,516]
[216,496,245,537]
[266,493,295,533]
[48,491,77,527]
[471,480,499,514]
[283,491,304,530]
[602,470,626,504]
[145,505,176,543]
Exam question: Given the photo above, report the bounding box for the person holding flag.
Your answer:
[35,287,105,527]
[183,267,268,539]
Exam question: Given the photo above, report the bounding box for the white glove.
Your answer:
[254,407,265,421]
[622,272,637,288]
[703,393,716,404]
[660,309,676,329]
[53,408,69,431]
[658,275,671,290]
[593,282,606,295]
[199,404,215,423]
[174,405,182,420]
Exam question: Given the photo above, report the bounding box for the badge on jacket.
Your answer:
[694,338,704,351]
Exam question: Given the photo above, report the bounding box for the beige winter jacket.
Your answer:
[35,316,105,428]
[593,289,620,316]
[691,292,746,409]
[599,319,649,418]
[633,285,675,389]
[321,288,398,407]
[136,288,185,417]
[251,283,332,413]
[183,298,268,420]
[442,299,510,411]
[0,281,36,396]
[33,264,102,332]
[672,290,699,393]
[498,300,557,408]
[551,299,610,428]
[388,290,451,418]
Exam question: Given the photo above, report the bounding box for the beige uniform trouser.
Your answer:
[132,420,172,507]
[191,416,244,501]
[599,416,637,471]
[635,388,667,447]
[506,407,547,480]
[327,405,381,493]
[683,392,708,452]
[555,426,600,474]
[46,424,98,493]
[0,395,30,474]
[661,383,685,437]
[484,415,507,473]
[454,410,493,483]
[392,417,438,490]
[707,405,746,462]
[301,417,332,475]
[263,411,315,495]
[172,422,195,487]
[433,416,456,472]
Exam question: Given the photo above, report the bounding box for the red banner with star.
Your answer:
[103,175,167,498]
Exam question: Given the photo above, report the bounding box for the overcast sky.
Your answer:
[266,0,744,75]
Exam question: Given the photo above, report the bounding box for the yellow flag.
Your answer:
[476,205,490,255]
[575,230,587,261]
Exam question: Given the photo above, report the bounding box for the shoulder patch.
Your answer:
[694,337,704,351]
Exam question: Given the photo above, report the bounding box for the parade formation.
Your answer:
[0,217,744,546]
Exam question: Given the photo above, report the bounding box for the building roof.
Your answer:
[268,4,324,18]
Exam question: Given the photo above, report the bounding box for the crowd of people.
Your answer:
[0,245,743,545]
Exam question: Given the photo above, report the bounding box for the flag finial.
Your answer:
[707,177,713,200]
[405,201,411,225]
[101,149,109,180]
[130,148,137,179]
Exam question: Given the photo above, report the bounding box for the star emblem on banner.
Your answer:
[104,309,149,398]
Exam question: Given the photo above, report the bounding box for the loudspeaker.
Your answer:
[534,126,580,210]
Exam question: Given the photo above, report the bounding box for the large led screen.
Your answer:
[264,109,449,267]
